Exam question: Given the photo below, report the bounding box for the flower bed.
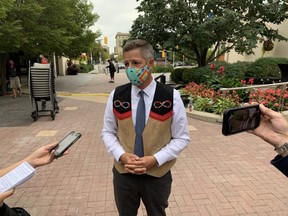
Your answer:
[181,82,240,115]
[250,88,288,111]
[181,82,288,115]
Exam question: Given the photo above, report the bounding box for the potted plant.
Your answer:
[263,39,274,51]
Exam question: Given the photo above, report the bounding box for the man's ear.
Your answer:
[148,58,155,68]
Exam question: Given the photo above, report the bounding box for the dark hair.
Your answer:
[123,39,154,60]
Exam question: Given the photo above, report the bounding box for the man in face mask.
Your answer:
[101,39,190,216]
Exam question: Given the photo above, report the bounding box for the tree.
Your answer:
[131,0,288,67]
[61,0,101,59]
[91,41,109,64]
[0,0,99,95]
[0,0,42,95]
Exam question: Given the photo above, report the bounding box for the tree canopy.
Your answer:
[0,0,100,94]
[0,0,100,58]
[131,0,288,67]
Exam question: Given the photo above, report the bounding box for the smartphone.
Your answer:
[53,131,82,157]
[222,105,261,136]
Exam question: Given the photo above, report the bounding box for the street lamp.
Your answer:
[95,39,103,64]
[99,52,102,64]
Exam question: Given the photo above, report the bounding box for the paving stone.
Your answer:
[1,72,288,215]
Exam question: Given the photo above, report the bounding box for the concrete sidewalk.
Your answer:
[1,72,288,216]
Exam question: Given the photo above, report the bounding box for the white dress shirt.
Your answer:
[101,79,190,166]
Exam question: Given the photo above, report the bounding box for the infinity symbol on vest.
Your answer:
[153,100,172,109]
[114,100,130,109]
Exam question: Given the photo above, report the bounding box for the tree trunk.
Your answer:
[0,53,8,96]
[195,49,209,67]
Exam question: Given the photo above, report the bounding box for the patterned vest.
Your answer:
[113,82,176,177]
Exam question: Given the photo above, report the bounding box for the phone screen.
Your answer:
[53,131,81,157]
[222,105,261,136]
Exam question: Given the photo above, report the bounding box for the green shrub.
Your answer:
[222,61,250,80]
[80,63,94,73]
[182,61,249,85]
[182,67,210,84]
[152,65,174,73]
[171,68,186,83]
[175,57,288,85]
[246,57,288,78]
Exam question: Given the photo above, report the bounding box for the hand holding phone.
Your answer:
[53,131,81,158]
[222,105,261,136]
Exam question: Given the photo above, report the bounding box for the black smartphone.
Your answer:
[222,105,261,136]
[53,131,82,158]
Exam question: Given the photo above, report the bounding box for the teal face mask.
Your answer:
[125,65,150,86]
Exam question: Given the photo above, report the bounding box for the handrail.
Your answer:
[220,82,288,113]
[220,81,288,91]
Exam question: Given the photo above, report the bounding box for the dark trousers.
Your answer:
[110,71,115,79]
[0,203,30,216]
[113,167,172,216]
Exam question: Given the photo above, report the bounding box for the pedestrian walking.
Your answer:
[6,60,22,99]
[106,59,116,83]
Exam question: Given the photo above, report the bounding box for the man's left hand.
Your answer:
[124,156,157,175]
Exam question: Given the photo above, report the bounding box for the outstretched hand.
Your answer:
[250,104,288,148]
[25,142,59,168]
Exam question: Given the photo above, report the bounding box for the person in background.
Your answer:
[115,60,120,73]
[106,59,116,83]
[101,39,190,216]
[39,54,48,64]
[250,103,288,177]
[6,60,22,99]
[0,142,64,216]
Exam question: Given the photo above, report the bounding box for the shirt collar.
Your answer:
[132,79,156,98]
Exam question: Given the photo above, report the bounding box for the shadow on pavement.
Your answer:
[0,94,64,127]
[0,94,34,127]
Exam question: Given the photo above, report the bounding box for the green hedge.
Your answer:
[245,57,288,78]
[171,68,189,83]
[80,63,94,73]
[170,57,288,84]
[152,65,174,73]
[181,61,248,84]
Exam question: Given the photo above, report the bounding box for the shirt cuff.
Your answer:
[270,155,288,177]
[114,148,126,163]
[153,151,167,167]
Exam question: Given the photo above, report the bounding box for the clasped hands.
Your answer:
[120,153,157,175]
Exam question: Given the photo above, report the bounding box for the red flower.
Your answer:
[248,78,254,84]
[241,80,246,85]
[219,66,225,72]
[210,64,216,69]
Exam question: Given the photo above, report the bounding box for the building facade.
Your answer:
[114,32,130,55]
[226,20,288,63]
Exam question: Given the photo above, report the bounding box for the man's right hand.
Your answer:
[120,153,146,174]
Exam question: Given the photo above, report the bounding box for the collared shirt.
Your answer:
[101,79,190,166]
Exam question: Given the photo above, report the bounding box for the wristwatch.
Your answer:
[275,143,288,157]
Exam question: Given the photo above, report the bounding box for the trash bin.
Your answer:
[278,64,288,82]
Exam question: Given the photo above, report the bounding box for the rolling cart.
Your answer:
[28,63,57,121]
